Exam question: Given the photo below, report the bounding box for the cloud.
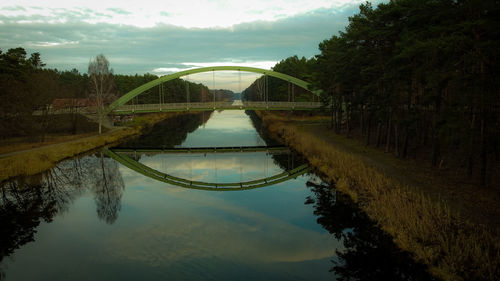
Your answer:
[106,183,340,265]
[137,152,283,182]
[1,1,374,28]
[0,1,388,89]
[106,8,131,15]
[109,213,337,265]
[2,5,26,12]
[32,40,79,47]
[151,67,187,73]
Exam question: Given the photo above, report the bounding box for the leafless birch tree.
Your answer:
[88,54,115,134]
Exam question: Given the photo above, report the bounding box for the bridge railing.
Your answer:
[112,101,323,113]
[33,106,99,115]
[242,101,322,108]
[115,102,235,112]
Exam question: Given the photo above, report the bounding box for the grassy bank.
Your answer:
[256,111,499,281]
[0,112,189,183]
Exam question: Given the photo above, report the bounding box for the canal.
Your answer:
[0,110,433,280]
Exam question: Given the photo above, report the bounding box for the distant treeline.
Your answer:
[243,56,317,102]
[245,0,500,188]
[0,48,233,139]
[116,74,235,104]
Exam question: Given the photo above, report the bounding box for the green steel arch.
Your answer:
[107,66,318,113]
[104,149,310,191]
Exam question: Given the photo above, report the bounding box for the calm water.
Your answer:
[0,111,433,280]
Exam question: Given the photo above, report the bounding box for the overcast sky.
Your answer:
[0,0,385,91]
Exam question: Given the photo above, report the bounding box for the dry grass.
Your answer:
[0,133,97,155]
[257,110,500,281]
[0,112,191,183]
[0,127,138,182]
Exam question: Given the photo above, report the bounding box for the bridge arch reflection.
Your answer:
[105,147,309,191]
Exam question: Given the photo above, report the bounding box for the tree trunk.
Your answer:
[422,116,429,147]
[431,131,440,167]
[335,98,342,134]
[394,124,399,157]
[376,120,382,148]
[494,133,499,161]
[338,104,343,133]
[360,104,365,137]
[385,111,392,153]
[402,125,409,159]
[365,112,372,146]
[467,113,476,177]
[39,104,51,143]
[431,114,440,167]
[98,115,102,135]
[480,118,487,188]
[330,95,335,130]
[346,103,351,138]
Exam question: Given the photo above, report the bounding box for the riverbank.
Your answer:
[0,112,191,183]
[256,111,499,281]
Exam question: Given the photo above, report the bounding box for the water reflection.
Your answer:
[306,180,435,281]
[0,153,125,279]
[120,111,212,148]
[90,153,125,224]
[124,150,287,181]
[0,110,435,280]
[179,110,270,147]
[108,148,308,190]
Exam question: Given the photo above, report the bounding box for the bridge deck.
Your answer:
[113,101,323,114]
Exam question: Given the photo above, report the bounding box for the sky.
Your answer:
[0,0,385,91]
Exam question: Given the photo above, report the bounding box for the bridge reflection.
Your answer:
[111,145,290,154]
[105,146,309,191]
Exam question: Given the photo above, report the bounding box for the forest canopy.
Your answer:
[244,0,499,187]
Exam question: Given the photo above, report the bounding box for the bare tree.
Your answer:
[87,54,115,134]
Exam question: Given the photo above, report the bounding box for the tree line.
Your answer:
[242,56,317,102]
[245,0,499,188]
[0,48,224,140]
[0,47,84,139]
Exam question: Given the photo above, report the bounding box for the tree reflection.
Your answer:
[0,165,84,280]
[306,180,436,281]
[246,109,434,279]
[271,152,308,171]
[0,152,125,279]
[118,112,212,148]
[245,110,281,146]
[90,153,124,224]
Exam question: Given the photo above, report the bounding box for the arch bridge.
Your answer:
[107,66,322,114]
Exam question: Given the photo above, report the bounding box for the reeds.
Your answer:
[258,111,500,281]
